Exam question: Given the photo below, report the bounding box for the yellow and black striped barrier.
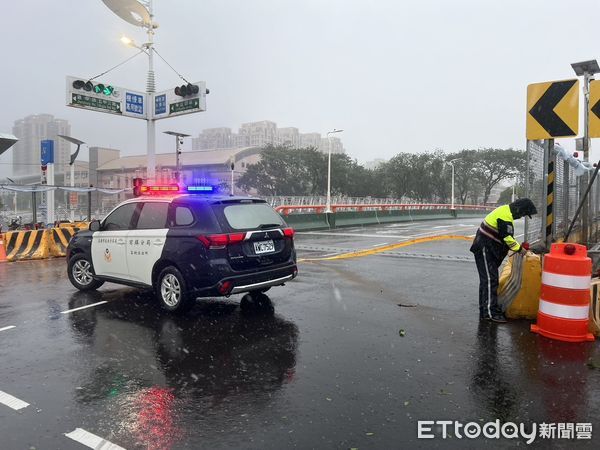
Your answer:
[51,227,77,256]
[3,230,51,261]
[2,227,81,261]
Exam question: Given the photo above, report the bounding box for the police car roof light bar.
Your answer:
[186,185,216,193]
[140,184,180,194]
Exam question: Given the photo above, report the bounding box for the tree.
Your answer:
[497,184,526,205]
[471,148,526,204]
[237,144,326,196]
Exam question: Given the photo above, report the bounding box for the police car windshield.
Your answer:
[222,204,284,230]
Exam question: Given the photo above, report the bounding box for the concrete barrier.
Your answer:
[51,227,77,257]
[3,229,52,261]
[281,208,486,231]
[283,213,332,231]
[2,227,81,261]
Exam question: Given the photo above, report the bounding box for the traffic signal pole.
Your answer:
[146,0,156,183]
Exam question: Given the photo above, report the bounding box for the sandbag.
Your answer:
[498,252,542,319]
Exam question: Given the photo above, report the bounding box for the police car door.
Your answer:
[91,202,138,280]
[126,201,169,285]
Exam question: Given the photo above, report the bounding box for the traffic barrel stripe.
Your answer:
[538,299,590,320]
[541,271,591,290]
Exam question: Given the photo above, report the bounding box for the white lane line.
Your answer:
[60,301,108,315]
[0,325,16,332]
[0,390,29,410]
[65,428,125,450]
[321,252,341,257]
[372,242,389,247]
[432,225,451,229]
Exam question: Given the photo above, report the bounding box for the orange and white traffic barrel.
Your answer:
[531,243,594,342]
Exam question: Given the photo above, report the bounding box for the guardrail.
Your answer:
[275,204,494,215]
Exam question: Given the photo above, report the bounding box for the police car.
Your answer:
[66,184,298,313]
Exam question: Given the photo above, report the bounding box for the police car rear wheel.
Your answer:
[157,266,193,313]
[68,254,104,291]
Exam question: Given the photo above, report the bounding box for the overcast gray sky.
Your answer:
[2,0,600,177]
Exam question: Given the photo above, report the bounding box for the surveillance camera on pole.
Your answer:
[163,131,190,183]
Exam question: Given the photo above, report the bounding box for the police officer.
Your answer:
[470,198,537,323]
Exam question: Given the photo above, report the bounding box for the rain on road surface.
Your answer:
[1,217,599,449]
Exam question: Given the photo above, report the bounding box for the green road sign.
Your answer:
[169,98,199,115]
[71,93,121,113]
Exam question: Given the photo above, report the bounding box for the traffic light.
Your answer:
[174,83,200,97]
[133,177,143,197]
[72,80,115,96]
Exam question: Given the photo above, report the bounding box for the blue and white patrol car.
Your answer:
[66,185,298,313]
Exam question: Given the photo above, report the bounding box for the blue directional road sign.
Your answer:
[155,94,167,115]
[41,140,54,165]
[126,92,144,116]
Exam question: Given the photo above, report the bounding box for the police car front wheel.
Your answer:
[68,254,105,291]
[156,266,194,313]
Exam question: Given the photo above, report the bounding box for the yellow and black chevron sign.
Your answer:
[527,79,579,140]
[589,80,600,138]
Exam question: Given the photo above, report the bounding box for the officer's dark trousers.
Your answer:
[473,248,502,318]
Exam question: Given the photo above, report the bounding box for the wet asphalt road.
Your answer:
[1,217,600,449]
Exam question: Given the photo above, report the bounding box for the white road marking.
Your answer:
[433,225,451,229]
[372,242,389,247]
[0,325,16,332]
[321,252,342,257]
[0,390,29,410]
[65,428,125,450]
[60,301,108,315]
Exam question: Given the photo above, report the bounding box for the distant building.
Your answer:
[94,147,263,205]
[320,137,344,155]
[239,120,278,148]
[190,121,346,155]
[12,114,71,177]
[299,133,322,149]
[277,127,300,147]
[191,127,233,151]
[364,159,386,170]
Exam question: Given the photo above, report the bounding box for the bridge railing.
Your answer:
[275,203,494,215]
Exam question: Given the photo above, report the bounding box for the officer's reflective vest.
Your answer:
[478,205,521,252]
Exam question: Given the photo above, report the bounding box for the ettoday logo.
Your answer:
[418,420,592,444]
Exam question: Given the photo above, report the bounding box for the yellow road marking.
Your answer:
[299,234,472,262]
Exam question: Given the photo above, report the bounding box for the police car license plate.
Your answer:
[254,240,275,254]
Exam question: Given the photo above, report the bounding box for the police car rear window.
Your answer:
[175,206,194,226]
[222,204,284,230]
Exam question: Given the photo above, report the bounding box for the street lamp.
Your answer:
[163,131,190,183]
[104,0,157,181]
[445,158,460,210]
[57,134,85,222]
[571,60,600,244]
[325,129,343,214]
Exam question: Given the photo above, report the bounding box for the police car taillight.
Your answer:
[198,233,245,249]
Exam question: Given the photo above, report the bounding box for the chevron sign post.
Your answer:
[526,79,579,140]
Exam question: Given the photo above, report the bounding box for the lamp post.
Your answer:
[571,59,600,244]
[325,129,343,214]
[446,158,460,210]
[57,134,85,222]
[163,131,190,183]
[104,0,157,181]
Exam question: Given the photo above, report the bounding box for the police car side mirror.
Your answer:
[89,220,101,232]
